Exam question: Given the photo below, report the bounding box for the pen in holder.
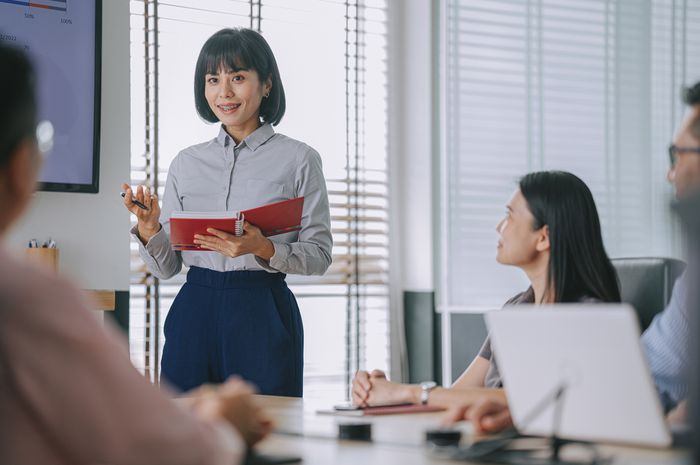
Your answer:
[25,247,59,272]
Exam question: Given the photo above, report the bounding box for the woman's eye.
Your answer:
[207,77,218,84]
[232,75,244,82]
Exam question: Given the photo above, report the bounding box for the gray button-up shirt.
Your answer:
[131,123,333,279]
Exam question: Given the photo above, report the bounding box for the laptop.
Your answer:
[485,304,672,447]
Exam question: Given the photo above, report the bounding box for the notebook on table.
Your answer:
[170,197,304,251]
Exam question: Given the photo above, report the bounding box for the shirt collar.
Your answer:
[216,123,275,151]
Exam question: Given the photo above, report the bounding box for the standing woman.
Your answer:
[122,28,332,397]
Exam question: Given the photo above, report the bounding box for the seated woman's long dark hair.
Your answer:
[519,171,621,303]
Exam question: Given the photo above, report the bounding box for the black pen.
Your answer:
[121,192,149,210]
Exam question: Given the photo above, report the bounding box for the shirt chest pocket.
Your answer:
[244,179,292,209]
[179,181,223,211]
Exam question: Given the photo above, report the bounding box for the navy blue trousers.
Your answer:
[161,267,303,396]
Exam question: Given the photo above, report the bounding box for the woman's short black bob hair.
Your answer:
[194,28,286,126]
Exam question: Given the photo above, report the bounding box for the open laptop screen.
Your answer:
[486,304,671,447]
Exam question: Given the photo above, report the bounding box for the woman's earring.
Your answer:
[264,91,270,98]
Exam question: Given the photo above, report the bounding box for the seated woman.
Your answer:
[352,170,621,409]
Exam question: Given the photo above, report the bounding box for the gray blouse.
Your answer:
[479,288,601,388]
[131,123,333,279]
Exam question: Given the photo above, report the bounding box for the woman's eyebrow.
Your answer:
[205,67,250,75]
[222,67,250,73]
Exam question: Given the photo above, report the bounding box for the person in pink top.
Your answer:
[0,43,270,465]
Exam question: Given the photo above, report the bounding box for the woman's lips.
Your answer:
[218,103,241,113]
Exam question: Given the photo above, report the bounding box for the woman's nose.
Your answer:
[220,81,234,97]
[496,218,505,234]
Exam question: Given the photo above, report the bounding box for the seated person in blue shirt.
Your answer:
[641,81,700,421]
[352,170,621,409]
[445,81,700,434]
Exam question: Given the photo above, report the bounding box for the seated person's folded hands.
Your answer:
[187,378,273,446]
[352,369,418,407]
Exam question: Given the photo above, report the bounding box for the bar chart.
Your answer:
[0,0,99,188]
[0,0,67,13]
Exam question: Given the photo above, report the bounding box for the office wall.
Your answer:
[8,0,130,293]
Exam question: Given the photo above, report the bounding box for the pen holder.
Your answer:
[25,247,59,272]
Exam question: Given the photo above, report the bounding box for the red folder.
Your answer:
[242,196,305,237]
[169,197,304,251]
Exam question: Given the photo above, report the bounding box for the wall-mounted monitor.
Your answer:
[0,0,101,193]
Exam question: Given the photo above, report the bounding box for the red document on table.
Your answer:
[360,403,445,416]
[317,403,446,416]
[169,197,304,251]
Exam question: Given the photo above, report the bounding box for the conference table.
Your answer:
[252,396,690,465]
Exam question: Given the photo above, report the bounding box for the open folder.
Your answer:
[169,197,304,251]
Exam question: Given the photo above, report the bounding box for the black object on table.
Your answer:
[338,422,372,441]
[244,449,302,465]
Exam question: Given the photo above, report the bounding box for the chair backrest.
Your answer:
[611,257,685,332]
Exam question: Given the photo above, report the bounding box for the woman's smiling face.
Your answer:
[204,66,270,135]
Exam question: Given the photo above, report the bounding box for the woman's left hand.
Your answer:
[193,221,275,260]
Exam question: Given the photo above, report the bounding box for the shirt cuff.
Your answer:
[254,241,288,272]
[130,224,167,253]
[268,242,290,270]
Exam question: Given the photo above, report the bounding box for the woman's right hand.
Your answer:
[121,183,161,243]
[351,370,375,407]
[352,369,407,407]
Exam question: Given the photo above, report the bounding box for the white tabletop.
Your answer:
[253,396,690,465]
[258,395,472,447]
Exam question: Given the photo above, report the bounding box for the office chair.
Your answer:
[611,257,685,333]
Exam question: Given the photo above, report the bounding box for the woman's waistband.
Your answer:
[186,266,286,289]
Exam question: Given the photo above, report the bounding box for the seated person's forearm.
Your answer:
[422,386,507,408]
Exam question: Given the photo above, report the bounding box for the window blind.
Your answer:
[129,0,390,401]
[440,0,700,310]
